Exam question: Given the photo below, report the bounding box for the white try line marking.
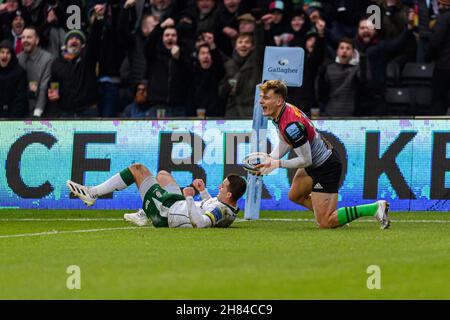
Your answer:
[0,226,144,239]
[0,218,449,239]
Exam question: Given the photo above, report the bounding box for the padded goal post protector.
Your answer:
[244,47,305,220]
[244,85,267,220]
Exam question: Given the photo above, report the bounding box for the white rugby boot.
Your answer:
[375,200,391,230]
[66,180,97,206]
[124,209,149,226]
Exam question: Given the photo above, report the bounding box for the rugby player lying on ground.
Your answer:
[67,164,246,228]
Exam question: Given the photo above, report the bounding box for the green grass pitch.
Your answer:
[0,209,449,299]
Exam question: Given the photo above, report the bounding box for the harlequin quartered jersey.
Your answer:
[272,102,332,168]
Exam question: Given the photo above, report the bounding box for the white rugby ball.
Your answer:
[242,152,270,175]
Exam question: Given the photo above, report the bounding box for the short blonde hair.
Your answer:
[259,80,287,100]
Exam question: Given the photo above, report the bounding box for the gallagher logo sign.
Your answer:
[278,58,289,66]
[263,47,304,86]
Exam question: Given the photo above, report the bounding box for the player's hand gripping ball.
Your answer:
[242,152,271,176]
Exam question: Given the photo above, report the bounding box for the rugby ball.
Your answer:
[242,152,270,175]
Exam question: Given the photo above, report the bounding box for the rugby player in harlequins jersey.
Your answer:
[256,80,391,229]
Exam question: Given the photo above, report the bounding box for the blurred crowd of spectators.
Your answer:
[0,0,449,119]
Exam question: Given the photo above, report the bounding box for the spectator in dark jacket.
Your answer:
[131,0,180,31]
[40,3,66,58]
[355,15,415,88]
[0,0,28,35]
[416,0,440,62]
[0,39,27,118]
[379,0,417,68]
[216,0,243,57]
[318,38,366,116]
[4,9,28,55]
[119,0,158,86]
[149,0,177,20]
[144,18,191,116]
[326,0,372,39]
[0,0,20,26]
[288,19,326,115]
[305,1,324,27]
[122,82,153,117]
[193,0,219,32]
[47,6,104,117]
[95,1,124,117]
[177,0,220,53]
[429,0,450,115]
[237,12,255,31]
[380,0,411,39]
[285,9,311,48]
[220,20,264,117]
[188,43,225,117]
[265,1,290,46]
[22,0,45,28]
[354,15,415,115]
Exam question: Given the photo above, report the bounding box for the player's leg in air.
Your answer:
[305,150,390,230]
[288,168,313,211]
[66,164,185,228]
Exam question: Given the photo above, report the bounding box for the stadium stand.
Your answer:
[0,0,449,118]
[385,86,413,115]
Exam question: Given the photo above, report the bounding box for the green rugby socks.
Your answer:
[119,168,135,186]
[337,202,379,225]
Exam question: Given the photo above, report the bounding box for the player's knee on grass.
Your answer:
[317,218,336,229]
[315,210,340,229]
